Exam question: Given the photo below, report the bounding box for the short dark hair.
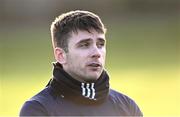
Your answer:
[50,10,106,52]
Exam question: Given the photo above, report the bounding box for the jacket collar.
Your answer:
[47,62,110,105]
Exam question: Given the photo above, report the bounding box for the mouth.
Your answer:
[87,62,102,68]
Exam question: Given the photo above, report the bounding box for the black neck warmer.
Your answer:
[47,62,110,105]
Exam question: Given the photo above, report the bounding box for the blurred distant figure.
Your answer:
[20,10,142,116]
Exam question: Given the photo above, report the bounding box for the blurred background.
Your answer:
[0,0,179,116]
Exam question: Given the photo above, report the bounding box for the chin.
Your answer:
[86,74,101,82]
[84,69,102,81]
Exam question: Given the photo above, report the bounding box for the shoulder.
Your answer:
[20,87,56,116]
[109,89,133,104]
[20,99,48,116]
[109,89,143,116]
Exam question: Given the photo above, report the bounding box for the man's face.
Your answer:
[63,30,106,82]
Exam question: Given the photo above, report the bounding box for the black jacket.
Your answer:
[20,63,143,116]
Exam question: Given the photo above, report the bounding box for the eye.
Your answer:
[97,41,105,48]
[79,42,90,48]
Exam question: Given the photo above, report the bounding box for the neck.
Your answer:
[63,70,87,83]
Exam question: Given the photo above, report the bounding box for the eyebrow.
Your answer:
[76,38,92,45]
[76,38,105,45]
[97,38,105,43]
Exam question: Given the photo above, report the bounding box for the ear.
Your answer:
[54,47,67,64]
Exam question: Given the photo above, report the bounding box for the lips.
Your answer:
[87,62,102,68]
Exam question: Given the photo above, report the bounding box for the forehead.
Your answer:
[69,30,105,44]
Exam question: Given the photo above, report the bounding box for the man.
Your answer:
[20,10,143,116]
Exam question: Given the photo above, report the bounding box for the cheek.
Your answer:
[101,50,106,64]
[101,49,106,58]
[67,52,85,65]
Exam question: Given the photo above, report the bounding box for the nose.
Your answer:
[91,46,101,59]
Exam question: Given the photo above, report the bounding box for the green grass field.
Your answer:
[0,18,179,116]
